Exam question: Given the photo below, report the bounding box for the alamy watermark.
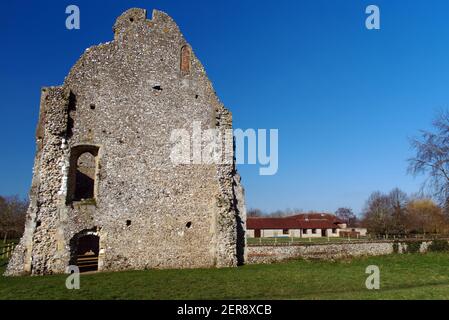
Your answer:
[170,121,278,176]
[365,265,380,290]
[66,5,80,30]
[65,265,80,290]
[365,5,380,30]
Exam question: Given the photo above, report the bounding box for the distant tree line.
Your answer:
[0,195,28,241]
[359,188,448,236]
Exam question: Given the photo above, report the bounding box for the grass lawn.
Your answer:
[1,253,449,300]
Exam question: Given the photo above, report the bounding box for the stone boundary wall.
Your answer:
[246,240,448,264]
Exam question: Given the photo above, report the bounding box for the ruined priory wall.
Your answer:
[6,88,71,275]
[6,8,245,275]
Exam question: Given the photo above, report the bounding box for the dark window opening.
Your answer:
[126,220,131,227]
[152,85,162,91]
[186,221,192,229]
[283,229,289,235]
[312,229,317,234]
[90,104,96,110]
[74,153,95,200]
[332,228,337,234]
[67,145,99,203]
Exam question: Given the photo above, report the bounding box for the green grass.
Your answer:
[2,253,449,300]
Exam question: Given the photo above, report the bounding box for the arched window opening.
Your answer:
[67,145,99,203]
[74,152,95,200]
[180,45,191,76]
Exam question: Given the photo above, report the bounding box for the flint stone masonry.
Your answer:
[6,8,246,276]
[246,241,438,264]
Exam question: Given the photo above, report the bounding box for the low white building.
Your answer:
[247,213,367,239]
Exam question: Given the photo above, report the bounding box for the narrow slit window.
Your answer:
[180,45,191,76]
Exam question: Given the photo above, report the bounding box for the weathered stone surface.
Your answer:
[246,240,444,264]
[6,8,246,276]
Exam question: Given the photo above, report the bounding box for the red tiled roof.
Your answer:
[290,213,343,223]
[247,213,342,230]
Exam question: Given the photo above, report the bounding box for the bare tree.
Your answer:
[408,111,449,209]
[247,208,264,217]
[335,207,358,227]
[0,195,28,240]
[361,191,392,236]
[247,208,304,218]
[267,208,304,217]
[360,188,408,236]
[388,188,408,234]
[269,210,287,217]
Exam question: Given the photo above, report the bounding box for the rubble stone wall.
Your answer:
[247,240,439,264]
[6,8,246,276]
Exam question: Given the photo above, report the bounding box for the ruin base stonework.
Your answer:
[6,8,246,276]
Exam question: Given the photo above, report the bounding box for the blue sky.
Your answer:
[1,0,447,215]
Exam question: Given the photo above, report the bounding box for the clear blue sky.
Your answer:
[1,0,447,215]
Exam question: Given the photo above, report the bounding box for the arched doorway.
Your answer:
[72,233,100,273]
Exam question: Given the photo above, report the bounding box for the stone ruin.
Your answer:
[6,8,246,276]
